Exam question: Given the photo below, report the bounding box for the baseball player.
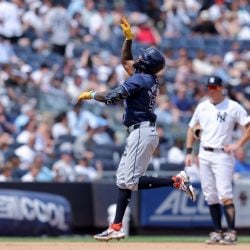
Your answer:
[77,17,196,241]
[185,76,250,245]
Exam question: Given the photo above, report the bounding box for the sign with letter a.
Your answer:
[140,184,212,227]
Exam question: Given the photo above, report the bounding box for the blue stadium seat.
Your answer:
[160,162,184,171]
[92,143,124,172]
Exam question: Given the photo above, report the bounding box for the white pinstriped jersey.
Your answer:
[189,98,250,148]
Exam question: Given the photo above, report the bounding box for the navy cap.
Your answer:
[206,76,223,87]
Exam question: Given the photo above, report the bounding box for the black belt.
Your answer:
[203,147,224,152]
[127,122,155,133]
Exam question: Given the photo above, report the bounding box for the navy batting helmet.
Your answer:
[134,47,165,74]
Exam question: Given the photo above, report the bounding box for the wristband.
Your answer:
[90,91,96,99]
[186,148,193,154]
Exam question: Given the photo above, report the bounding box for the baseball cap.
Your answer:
[206,76,223,87]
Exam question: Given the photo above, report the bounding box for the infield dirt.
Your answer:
[0,242,248,250]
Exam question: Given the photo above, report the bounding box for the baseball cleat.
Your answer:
[205,231,223,244]
[219,230,237,245]
[173,171,196,202]
[93,227,125,242]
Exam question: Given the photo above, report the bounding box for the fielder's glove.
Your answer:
[120,16,134,40]
[193,123,201,140]
[77,91,95,103]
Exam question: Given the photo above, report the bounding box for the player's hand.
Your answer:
[223,144,239,154]
[185,154,193,167]
[120,16,134,40]
[77,91,94,103]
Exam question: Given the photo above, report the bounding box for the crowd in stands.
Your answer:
[0,0,250,182]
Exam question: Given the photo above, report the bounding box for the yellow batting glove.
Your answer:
[120,16,134,40]
[77,91,95,103]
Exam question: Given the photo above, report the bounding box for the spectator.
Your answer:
[167,138,185,164]
[22,1,44,39]
[0,37,16,64]
[15,133,36,170]
[164,3,191,37]
[171,85,195,123]
[191,10,219,35]
[52,112,70,140]
[21,163,40,182]
[45,1,71,56]
[155,95,177,125]
[7,153,26,180]
[134,14,161,46]
[52,150,75,182]
[14,103,36,132]
[0,0,23,43]
[0,162,13,181]
[65,72,86,101]
[67,103,97,137]
[0,132,13,163]
[75,156,102,182]
[16,118,37,144]
[0,102,16,134]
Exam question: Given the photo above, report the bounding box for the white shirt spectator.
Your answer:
[0,175,11,181]
[21,172,35,182]
[52,153,75,182]
[75,164,98,181]
[0,1,23,37]
[15,134,37,170]
[22,5,44,35]
[65,74,86,101]
[45,5,71,46]
[167,146,185,164]
[52,122,70,140]
[67,108,98,137]
[15,145,36,170]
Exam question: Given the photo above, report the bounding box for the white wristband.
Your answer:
[90,91,96,99]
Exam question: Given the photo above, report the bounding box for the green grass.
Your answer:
[0,236,249,243]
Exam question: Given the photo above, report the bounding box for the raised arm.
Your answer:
[120,17,135,76]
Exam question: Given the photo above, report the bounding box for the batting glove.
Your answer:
[120,16,134,40]
[77,91,95,103]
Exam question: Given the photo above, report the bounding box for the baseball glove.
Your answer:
[193,123,201,140]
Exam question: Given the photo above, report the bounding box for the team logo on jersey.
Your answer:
[217,112,227,122]
[148,84,158,112]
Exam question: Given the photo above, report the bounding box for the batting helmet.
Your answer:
[134,47,165,74]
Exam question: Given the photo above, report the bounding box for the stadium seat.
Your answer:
[57,135,76,144]
[160,162,184,171]
[92,143,124,172]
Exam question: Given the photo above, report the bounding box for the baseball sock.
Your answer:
[113,188,132,227]
[138,176,174,190]
[208,204,222,231]
[223,204,235,231]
